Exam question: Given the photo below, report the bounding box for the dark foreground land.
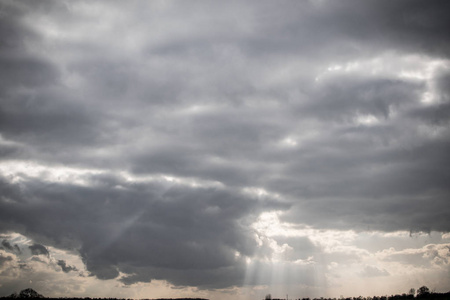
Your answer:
[0,289,207,300]
[2,287,450,300]
[1,298,208,300]
[268,291,450,300]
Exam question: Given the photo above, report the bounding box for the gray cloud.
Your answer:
[360,265,390,278]
[29,244,49,257]
[0,253,13,267]
[381,244,450,267]
[0,174,286,286]
[1,240,21,254]
[0,0,450,291]
[57,260,77,273]
[1,240,14,252]
[270,236,318,262]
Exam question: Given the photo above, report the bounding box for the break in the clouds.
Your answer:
[1,0,450,299]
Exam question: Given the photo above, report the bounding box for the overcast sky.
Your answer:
[1,1,450,299]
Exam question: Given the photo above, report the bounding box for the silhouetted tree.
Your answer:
[417,286,430,297]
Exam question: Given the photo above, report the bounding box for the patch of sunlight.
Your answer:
[252,211,301,238]
[0,160,224,189]
[242,187,281,200]
[354,114,380,126]
[280,137,298,147]
[0,160,103,186]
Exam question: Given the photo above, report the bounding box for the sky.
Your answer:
[0,1,450,299]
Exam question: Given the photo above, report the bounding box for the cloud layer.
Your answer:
[0,0,449,295]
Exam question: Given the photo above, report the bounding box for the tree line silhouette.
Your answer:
[264,286,450,300]
[1,286,450,300]
[0,288,208,300]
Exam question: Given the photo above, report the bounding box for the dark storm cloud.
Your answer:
[204,0,450,63]
[29,244,49,257]
[57,260,77,273]
[1,240,14,251]
[1,240,21,254]
[119,264,248,289]
[0,2,60,92]
[302,76,422,121]
[0,142,22,160]
[0,174,286,286]
[0,96,102,149]
[1,0,450,290]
